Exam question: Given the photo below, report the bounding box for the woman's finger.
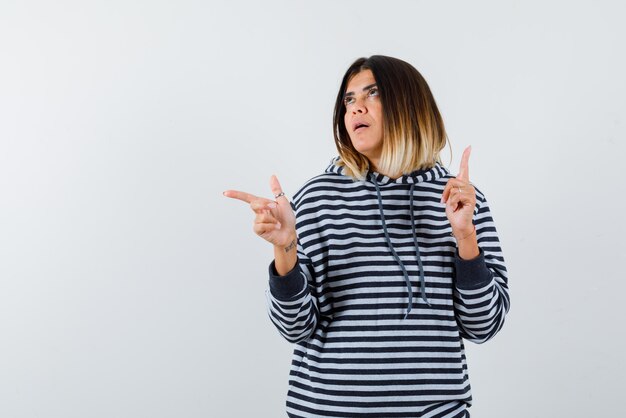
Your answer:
[223,189,258,204]
[270,175,288,203]
[268,175,295,222]
[253,221,282,236]
[256,212,279,224]
[457,145,471,182]
[441,182,451,203]
[447,185,476,213]
[446,188,463,211]
[250,199,279,214]
[441,178,469,203]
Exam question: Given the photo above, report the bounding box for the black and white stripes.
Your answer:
[265,157,510,417]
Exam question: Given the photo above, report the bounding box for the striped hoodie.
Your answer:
[265,156,510,418]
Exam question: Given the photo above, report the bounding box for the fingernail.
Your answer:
[268,202,277,209]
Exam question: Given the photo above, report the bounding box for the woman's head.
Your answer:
[333,55,449,180]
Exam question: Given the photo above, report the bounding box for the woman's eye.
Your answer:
[344,97,355,106]
[368,88,379,97]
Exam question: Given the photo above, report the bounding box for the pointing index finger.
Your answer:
[457,145,471,182]
[223,189,258,204]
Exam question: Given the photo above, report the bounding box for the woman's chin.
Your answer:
[354,148,379,160]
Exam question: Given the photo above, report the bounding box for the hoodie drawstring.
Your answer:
[370,174,431,320]
[409,183,429,308]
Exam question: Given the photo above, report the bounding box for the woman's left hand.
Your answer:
[441,145,476,238]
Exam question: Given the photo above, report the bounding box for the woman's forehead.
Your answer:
[346,69,376,92]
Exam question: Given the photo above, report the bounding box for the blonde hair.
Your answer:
[332,55,451,180]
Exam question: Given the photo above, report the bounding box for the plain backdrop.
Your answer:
[1,1,624,417]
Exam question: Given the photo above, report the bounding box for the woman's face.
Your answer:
[343,69,384,165]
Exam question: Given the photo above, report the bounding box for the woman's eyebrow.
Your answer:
[344,83,378,98]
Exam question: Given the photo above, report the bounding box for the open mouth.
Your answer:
[353,122,370,132]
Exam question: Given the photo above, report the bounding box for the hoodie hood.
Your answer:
[325,155,448,184]
[325,156,450,319]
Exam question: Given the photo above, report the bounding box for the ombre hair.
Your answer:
[333,55,451,181]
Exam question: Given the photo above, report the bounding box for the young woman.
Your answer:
[224,55,510,418]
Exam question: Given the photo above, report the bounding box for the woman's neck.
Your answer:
[369,159,399,180]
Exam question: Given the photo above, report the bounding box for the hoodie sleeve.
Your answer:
[264,202,319,344]
[453,190,510,344]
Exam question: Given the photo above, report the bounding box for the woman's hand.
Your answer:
[223,174,297,248]
[441,145,477,240]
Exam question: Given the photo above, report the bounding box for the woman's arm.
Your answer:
[265,243,319,344]
[264,203,319,344]
[453,192,511,344]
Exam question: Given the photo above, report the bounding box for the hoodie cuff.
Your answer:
[454,247,493,290]
[268,259,307,301]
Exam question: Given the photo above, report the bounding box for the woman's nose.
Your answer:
[351,98,367,114]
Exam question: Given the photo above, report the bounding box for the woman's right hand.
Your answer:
[223,174,297,248]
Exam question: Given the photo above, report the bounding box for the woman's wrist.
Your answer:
[273,233,298,276]
[275,232,298,252]
[454,225,480,260]
[452,224,476,241]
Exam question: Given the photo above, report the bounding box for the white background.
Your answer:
[1,1,624,417]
